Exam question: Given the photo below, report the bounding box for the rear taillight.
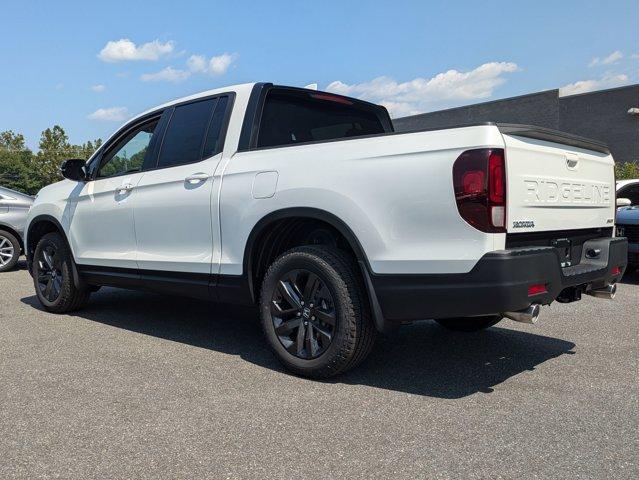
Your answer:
[453,148,506,233]
[528,283,548,296]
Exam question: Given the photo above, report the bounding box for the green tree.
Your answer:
[1,126,102,195]
[74,138,103,160]
[32,125,102,187]
[0,130,27,151]
[34,125,73,186]
[0,130,39,194]
[615,161,639,180]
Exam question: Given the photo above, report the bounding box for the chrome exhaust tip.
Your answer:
[502,304,540,324]
[587,283,617,300]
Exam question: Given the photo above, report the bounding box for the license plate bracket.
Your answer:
[552,238,572,267]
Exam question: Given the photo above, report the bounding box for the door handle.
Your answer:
[185,173,210,184]
[115,183,134,194]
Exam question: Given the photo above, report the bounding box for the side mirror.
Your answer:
[616,197,632,208]
[60,159,87,182]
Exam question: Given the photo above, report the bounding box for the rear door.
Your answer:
[503,132,615,233]
[133,95,231,278]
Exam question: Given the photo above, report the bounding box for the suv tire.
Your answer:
[260,245,376,378]
[32,232,90,313]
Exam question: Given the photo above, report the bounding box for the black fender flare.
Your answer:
[243,207,395,333]
[26,214,86,290]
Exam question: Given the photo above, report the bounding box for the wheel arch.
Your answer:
[26,215,85,289]
[26,215,68,261]
[0,222,24,251]
[243,207,393,333]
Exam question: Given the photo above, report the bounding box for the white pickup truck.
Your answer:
[25,83,628,377]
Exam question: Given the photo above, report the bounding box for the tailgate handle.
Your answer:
[565,153,579,170]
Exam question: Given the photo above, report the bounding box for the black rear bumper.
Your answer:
[371,237,628,322]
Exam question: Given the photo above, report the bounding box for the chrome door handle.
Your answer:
[115,183,134,194]
[185,173,210,184]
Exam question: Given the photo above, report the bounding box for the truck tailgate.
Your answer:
[501,127,615,233]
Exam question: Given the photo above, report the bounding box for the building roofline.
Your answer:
[395,89,560,120]
[559,82,639,99]
[395,82,639,121]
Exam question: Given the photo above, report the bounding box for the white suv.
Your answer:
[25,83,627,377]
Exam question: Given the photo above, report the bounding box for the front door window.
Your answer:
[97,119,159,178]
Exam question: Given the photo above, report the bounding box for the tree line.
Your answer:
[1,125,639,196]
[0,126,102,195]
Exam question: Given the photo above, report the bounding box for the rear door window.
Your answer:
[256,89,389,148]
[202,96,229,158]
[157,98,218,168]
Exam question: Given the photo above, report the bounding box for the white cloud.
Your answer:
[87,107,129,121]
[187,53,237,75]
[98,39,174,62]
[140,66,191,83]
[326,62,519,117]
[187,54,207,72]
[559,73,629,96]
[91,84,106,92]
[589,50,623,67]
[209,53,236,75]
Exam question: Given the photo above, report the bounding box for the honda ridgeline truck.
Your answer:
[25,83,628,377]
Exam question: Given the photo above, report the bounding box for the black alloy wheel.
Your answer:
[271,269,337,359]
[36,243,63,303]
[32,232,90,313]
[260,245,376,378]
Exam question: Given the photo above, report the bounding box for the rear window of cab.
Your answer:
[256,88,391,148]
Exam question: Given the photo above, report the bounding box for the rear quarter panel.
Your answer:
[219,125,506,275]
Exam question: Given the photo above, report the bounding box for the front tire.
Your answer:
[260,246,376,378]
[0,230,21,272]
[32,232,90,313]
[435,315,502,332]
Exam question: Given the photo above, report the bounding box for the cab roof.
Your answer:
[131,82,258,123]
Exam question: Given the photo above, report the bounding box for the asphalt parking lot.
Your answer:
[1,261,638,479]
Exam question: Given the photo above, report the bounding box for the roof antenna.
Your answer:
[304,83,318,90]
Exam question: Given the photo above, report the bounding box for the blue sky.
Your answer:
[1,0,638,150]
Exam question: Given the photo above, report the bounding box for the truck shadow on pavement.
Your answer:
[620,270,639,285]
[21,287,576,399]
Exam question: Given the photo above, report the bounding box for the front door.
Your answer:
[68,116,161,268]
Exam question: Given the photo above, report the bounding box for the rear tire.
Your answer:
[0,230,21,272]
[32,232,90,313]
[260,245,376,378]
[435,315,502,332]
